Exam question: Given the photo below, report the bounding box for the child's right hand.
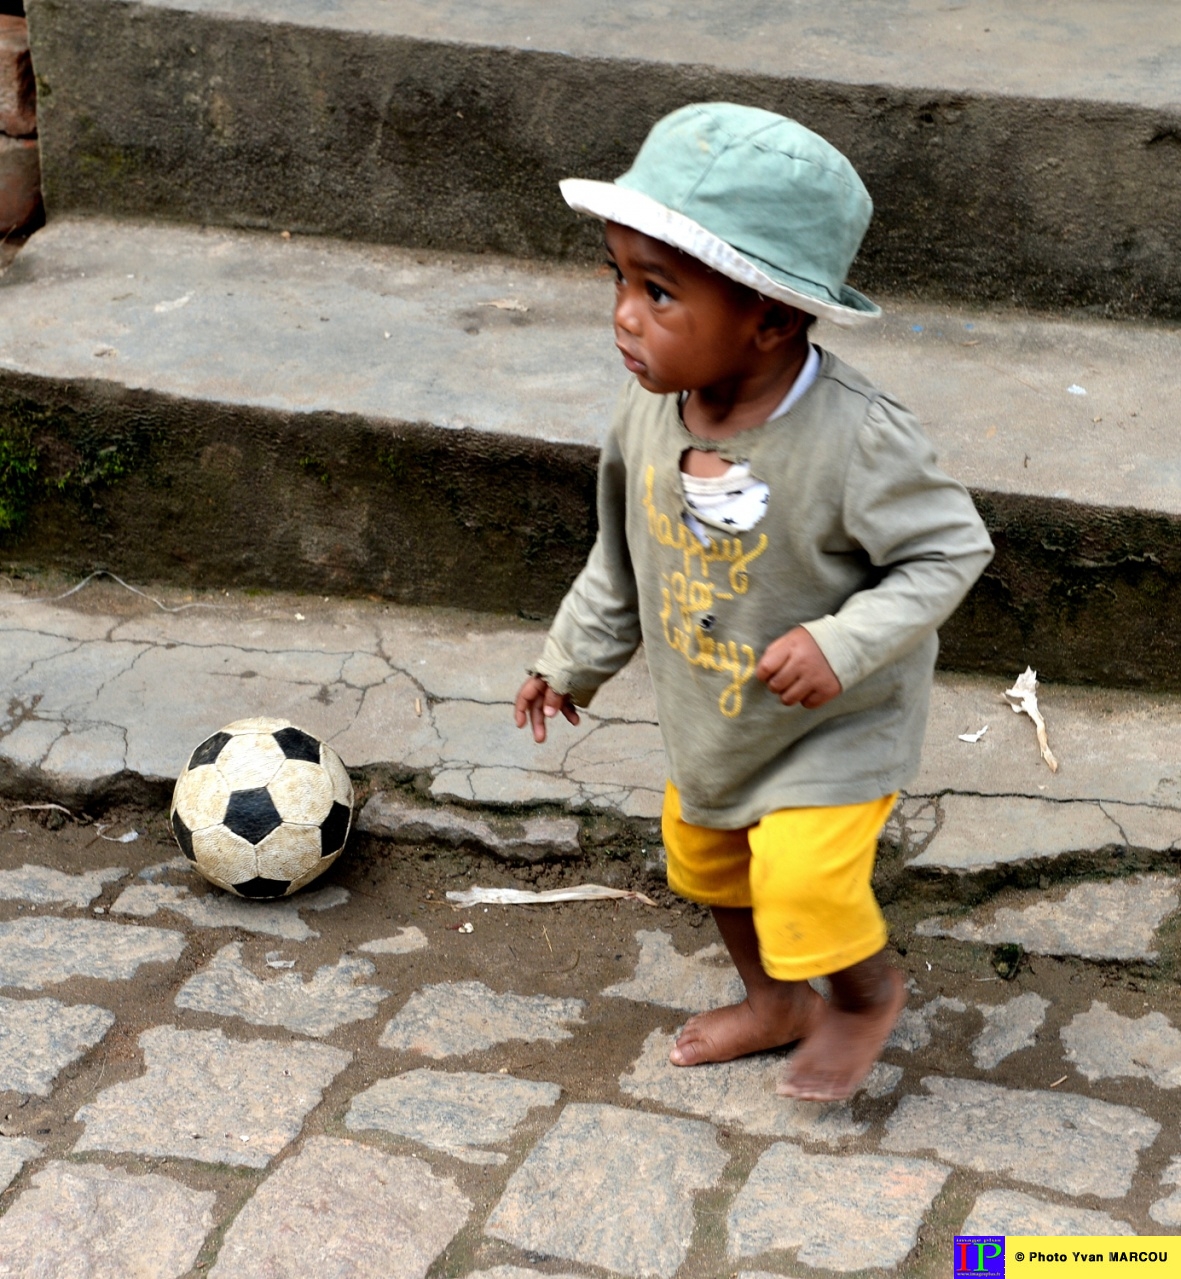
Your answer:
[513,676,582,743]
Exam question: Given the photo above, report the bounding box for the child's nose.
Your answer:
[614,291,642,335]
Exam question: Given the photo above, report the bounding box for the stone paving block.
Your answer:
[972,993,1050,1069]
[886,995,967,1052]
[73,1025,351,1168]
[0,863,127,906]
[882,1076,1160,1198]
[431,699,594,778]
[209,1136,470,1279]
[963,1189,1135,1236]
[359,926,428,954]
[1103,803,1181,851]
[562,722,668,795]
[0,1161,214,1279]
[916,875,1180,960]
[1149,1158,1181,1227]
[345,1068,560,1163]
[111,882,348,940]
[137,856,192,881]
[468,1269,589,1279]
[908,795,1121,870]
[111,883,189,918]
[41,724,129,782]
[380,980,585,1058]
[430,766,579,808]
[1061,1000,1181,1086]
[0,717,64,769]
[728,1143,949,1272]
[863,1062,904,1097]
[620,1028,866,1144]
[311,673,444,777]
[424,700,665,816]
[0,917,186,990]
[486,1102,727,1279]
[0,1136,40,1192]
[0,994,115,1094]
[739,1273,809,1279]
[357,793,580,861]
[602,929,745,1012]
[175,943,389,1037]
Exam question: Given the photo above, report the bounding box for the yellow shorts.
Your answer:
[662,781,896,982]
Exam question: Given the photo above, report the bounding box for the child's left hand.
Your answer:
[756,626,842,708]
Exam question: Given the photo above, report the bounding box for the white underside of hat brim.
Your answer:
[561,178,880,327]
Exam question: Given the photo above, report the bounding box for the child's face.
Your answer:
[604,222,772,396]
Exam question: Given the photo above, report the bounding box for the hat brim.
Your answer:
[561,178,881,327]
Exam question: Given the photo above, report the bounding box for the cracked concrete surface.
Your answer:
[6,589,1181,865]
[0,590,667,818]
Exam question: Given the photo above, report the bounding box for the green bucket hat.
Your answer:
[561,102,880,326]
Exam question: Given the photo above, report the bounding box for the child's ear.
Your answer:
[754,301,811,352]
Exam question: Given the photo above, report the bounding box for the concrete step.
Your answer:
[4,579,1181,945]
[3,218,1181,687]
[25,0,1181,319]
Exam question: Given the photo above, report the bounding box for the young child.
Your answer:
[513,103,993,1102]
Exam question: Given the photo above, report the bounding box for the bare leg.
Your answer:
[669,906,823,1066]
[776,949,905,1101]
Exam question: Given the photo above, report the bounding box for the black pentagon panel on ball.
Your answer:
[188,731,232,772]
[223,787,283,845]
[273,726,321,763]
[171,812,196,860]
[320,801,351,857]
[235,876,293,899]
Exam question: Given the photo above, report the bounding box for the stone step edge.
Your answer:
[4,752,1178,908]
[28,0,1181,320]
[5,368,1181,692]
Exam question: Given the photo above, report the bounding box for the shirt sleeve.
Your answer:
[529,402,642,706]
[800,393,994,692]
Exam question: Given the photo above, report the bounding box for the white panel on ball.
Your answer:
[223,716,291,733]
[173,765,230,831]
[269,759,334,825]
[191,825,258,887]
[255,823,322,883]
[321,746,354,807]
[214,733,287,791]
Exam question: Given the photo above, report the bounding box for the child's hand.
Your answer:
[756,627,842,709]
[514,675,582,743]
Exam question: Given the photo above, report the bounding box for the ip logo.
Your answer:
[955,1236,1005,1277]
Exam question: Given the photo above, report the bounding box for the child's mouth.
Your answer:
[617,346,647,375]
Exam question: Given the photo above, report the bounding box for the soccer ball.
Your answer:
[169,718,353,898]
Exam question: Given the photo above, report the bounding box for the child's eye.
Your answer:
[646,281,671,303]
[604,260,623,285]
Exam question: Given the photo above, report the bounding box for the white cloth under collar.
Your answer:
[766,343,820,420]
[681,345,820,540]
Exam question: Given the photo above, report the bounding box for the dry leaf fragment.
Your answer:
[958,725,989,744]
[95,824,139,843]
[154,294,192,314]
[447,884,657,908]
[481,297,529,312]
[1004,667,1058,772]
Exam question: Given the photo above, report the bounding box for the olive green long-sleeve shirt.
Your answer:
[532,349,994,828]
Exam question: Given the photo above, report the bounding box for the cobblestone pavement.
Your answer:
[0,816,1177,1279]
[1,580,1180,1275]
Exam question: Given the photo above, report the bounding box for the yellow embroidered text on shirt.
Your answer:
[643,467,768,593]
[643,466,764,718]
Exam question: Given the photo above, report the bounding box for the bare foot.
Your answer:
[669,986,823,1066]
[776,966,906,1101]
